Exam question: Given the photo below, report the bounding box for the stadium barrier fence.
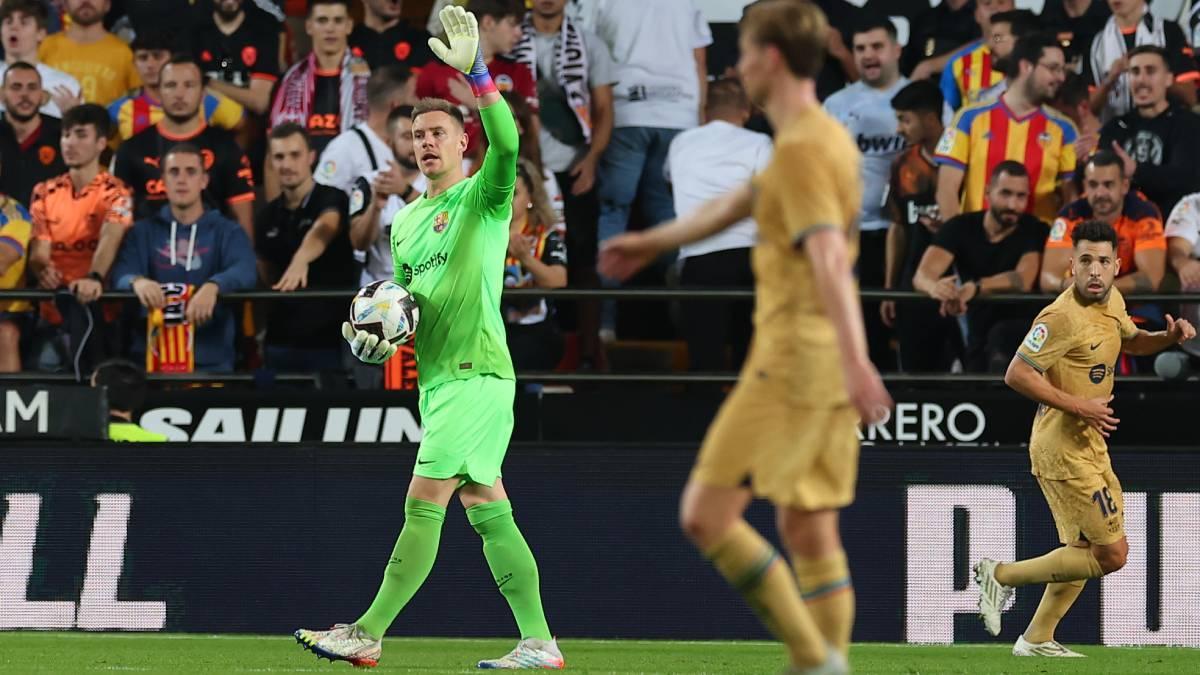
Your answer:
[0,442,1196,645]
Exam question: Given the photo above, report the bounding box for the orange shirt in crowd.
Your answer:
[1048,192,1166,278]
[30,171,133,323]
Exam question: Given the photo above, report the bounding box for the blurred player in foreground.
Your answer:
[294,6,562,670]
[976,219,1194,656]
[599,2,892,673]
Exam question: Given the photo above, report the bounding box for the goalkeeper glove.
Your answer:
[342,322,398,365]
[428,5,496,97]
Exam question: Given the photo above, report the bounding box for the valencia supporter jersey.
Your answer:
[936,95,1078,222]
[0,115,67,207]
[196,17,282,90]
[1048,193,1166,278]
[0,196,33,314]
[29,171,133,323]
[349,21,433,73]
[108,89,244,142]
[940,42,1004,115]
[886,145,940,290]
[113,123,255,220]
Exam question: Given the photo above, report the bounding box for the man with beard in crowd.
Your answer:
[825,17,908,370]
[915,161,1048,372]
[937,33,1078,223]
[1098,45,1200,217]
[114,55,255,237]
[1041,150,1165,295]
[0,63,66,206]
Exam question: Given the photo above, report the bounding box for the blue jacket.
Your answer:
[111,206,256,370]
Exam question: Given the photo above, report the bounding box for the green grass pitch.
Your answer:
[0,633,1193,674]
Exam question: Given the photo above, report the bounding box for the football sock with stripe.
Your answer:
[356,498,446,639]
[1024,580,1086,643]
[995,545,1105,586]
[467,500,553,641]
[793,550,854,657]
[706,520,827,667]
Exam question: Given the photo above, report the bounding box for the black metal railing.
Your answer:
[0,287,1193,386]
[2,288,1200,302]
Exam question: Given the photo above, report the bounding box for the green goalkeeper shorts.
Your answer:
[414,374,516,486]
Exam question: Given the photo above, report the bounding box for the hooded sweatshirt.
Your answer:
[111,205,256,370]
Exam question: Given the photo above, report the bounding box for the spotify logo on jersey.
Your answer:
[401,252,448,284]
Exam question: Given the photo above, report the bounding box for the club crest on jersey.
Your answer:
[1037,131,1053,147]
[1049,218,1068,242]
[1024,322,1049,353]
[1089,364,1109,384]
[433,211,450,233]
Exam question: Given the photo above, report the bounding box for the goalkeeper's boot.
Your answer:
[477,638,565,669]
[294,622,381,668]
[974,558,1015,637]
[1013,634,1086,657]
[779,645,849,675]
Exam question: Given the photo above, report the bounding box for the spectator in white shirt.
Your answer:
[1165,192,1200,360]
[348,104,425,286]
[0,0,81,117]
[593,0,712,337]
[665,78,771,372]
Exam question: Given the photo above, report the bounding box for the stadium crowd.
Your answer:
[0,0,1198,383]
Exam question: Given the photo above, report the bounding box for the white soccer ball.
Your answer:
[349,280,421,345]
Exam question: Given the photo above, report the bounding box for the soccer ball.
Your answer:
[349,280,421,345]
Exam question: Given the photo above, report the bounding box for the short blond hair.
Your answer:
[412,97,465,129]
[739,0,828,80]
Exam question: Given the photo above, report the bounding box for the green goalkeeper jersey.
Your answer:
[390,100,519,390]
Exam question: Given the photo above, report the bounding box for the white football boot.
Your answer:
[476,638,565,669]
[1013,634,1086,657]
[974,558,1015,636]
[294,622,382,668]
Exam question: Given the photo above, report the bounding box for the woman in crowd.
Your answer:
[504,158,568,371]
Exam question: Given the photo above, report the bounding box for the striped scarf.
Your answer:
[270,50,370,133]
[509,12,592,143]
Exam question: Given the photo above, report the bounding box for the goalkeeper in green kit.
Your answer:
[294,6,563,670]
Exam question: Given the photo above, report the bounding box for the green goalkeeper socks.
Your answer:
[356,498,446,639]
[467,500,553,641]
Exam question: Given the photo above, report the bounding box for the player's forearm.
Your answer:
[805,228,871,370]
[1168,239,1194,274]
[585,87,614,160]
[643,183,753,252]
[936,169,963,222]
[350,204,382,251]
[884,223,905,289]
[231,201,255,241]
[1122,329,1177,355]
[479,97,518,157]
[1005,357,1087,416]
[28,242,51,275]
[1114,271,1157,294]
[89,221,127,277]
[979,270,1029,293]
[290,219,337,266]
[521,258,566,288]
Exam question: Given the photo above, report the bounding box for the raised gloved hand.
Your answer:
[428,5,481,75]
[342,322,398,364]
[428,5,496,98]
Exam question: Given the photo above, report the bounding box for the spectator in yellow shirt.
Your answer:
[108,29,244,142]
[0,191,33,372]
[38,0,140,106]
